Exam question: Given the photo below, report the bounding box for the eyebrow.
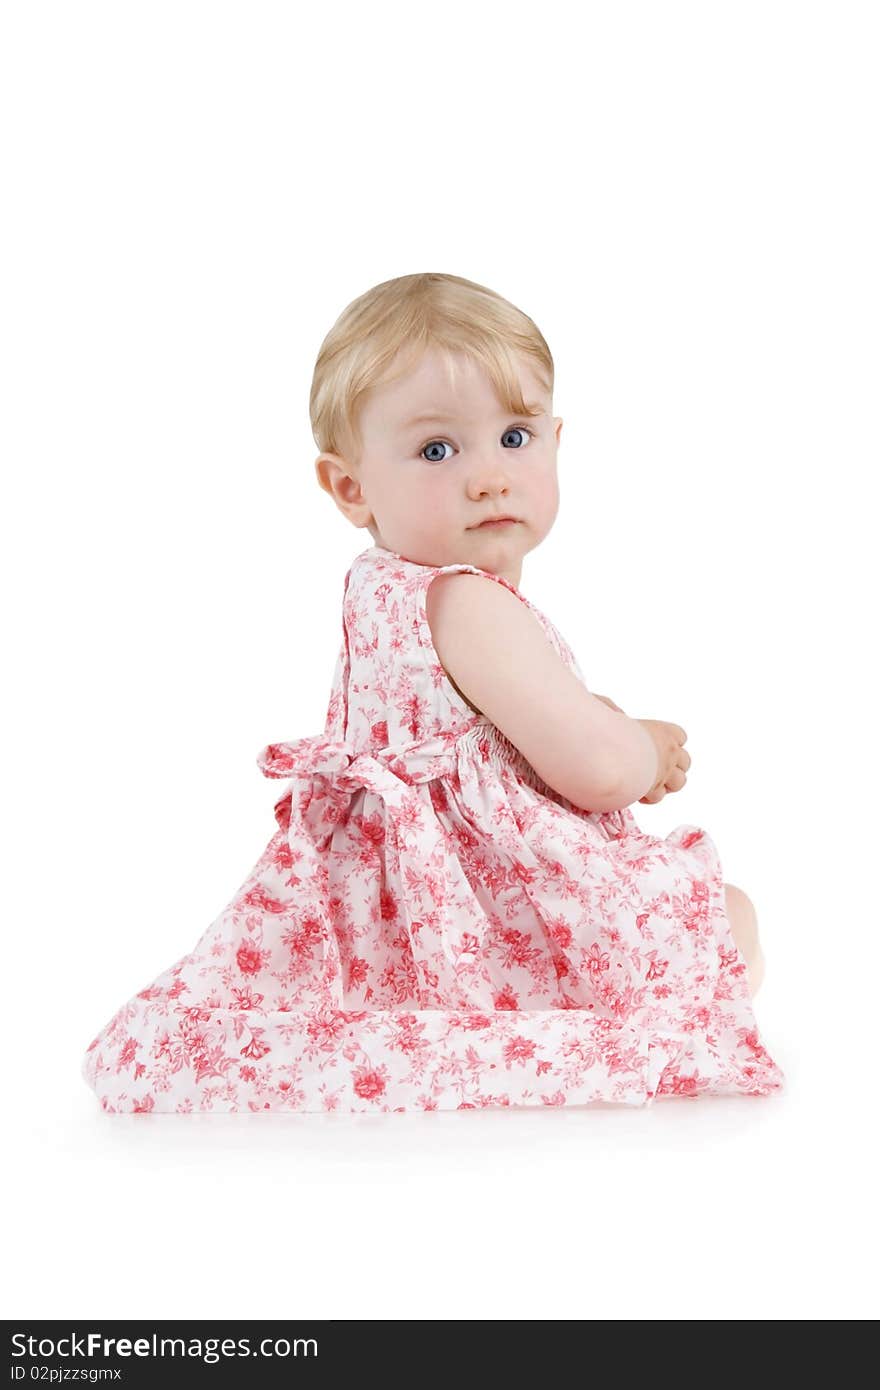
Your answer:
[401,405,545,430]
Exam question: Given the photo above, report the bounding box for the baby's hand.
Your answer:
[593,696,690,803]
[635,719,691,803]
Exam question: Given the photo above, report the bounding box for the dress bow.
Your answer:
[256,732,460,844]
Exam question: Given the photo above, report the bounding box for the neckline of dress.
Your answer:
[362,545,528,598]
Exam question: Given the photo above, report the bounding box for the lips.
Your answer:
[472,517,519,529]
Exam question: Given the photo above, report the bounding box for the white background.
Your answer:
[3,0,877,1321]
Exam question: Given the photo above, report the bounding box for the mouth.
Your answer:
[470,517,520,530]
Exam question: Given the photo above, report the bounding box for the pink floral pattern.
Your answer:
[82,545,785,1112]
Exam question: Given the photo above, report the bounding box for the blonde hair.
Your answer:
[309,272,554,464]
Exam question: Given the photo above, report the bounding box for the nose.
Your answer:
[467,465,512,501]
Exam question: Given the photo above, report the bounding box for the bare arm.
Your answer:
[425,574,659,812]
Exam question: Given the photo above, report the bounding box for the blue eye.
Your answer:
[419,426,536,463]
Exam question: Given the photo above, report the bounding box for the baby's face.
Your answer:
[318,347,562,585]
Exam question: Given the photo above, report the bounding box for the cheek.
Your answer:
[410,474,459,532]
[379,470,418,510]
[530,455,559,499]
[416,468,455,504]
[386,473,448,528]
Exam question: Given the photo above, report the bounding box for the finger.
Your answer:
[679,748,691,771]
[640,785,666,804]
[665,767,687,792]
[674,724,688,744]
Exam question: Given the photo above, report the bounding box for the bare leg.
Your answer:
[723,881,765,997]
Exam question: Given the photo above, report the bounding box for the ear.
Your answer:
[314,453,374,528]
[554,417,563,444]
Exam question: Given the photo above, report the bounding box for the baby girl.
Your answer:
[82,271,783,1112]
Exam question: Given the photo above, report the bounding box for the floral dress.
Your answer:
[81,545,785,1112]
